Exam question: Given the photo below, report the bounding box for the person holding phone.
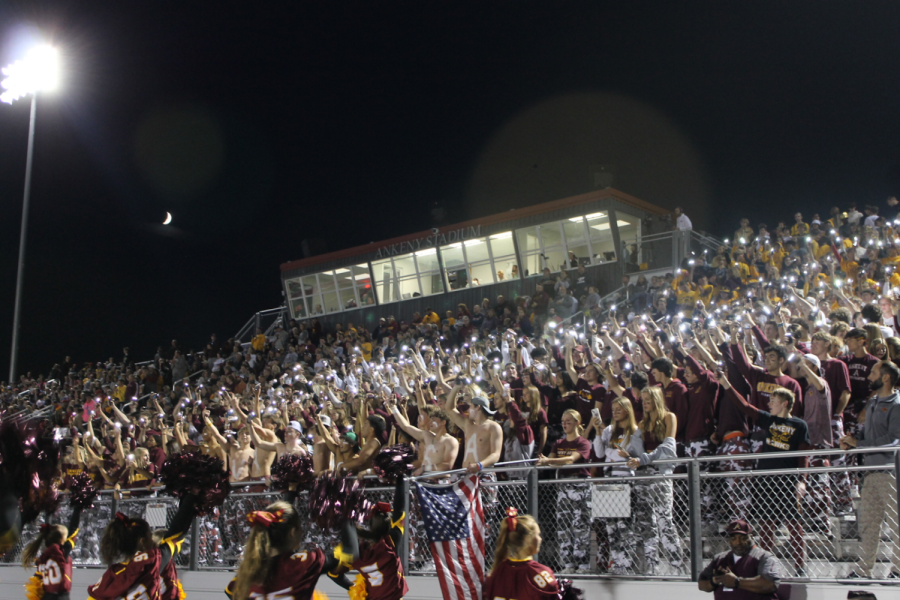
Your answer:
[591,399,643,574]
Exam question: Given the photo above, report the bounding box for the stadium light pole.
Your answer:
[1,44,60,384]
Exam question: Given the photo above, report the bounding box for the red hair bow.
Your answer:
[39,524,50,532]
[373,502,392,514]
[247,509,286,528]
[506,507,518,532]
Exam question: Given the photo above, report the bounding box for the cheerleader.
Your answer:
[153,530,186,600]
[483,507,560,599]
[327,473,409,600]
[86,494,196,600]
[226,497,360,600]
[23,506,83,600]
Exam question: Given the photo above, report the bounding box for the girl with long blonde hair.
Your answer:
[625,386,682,575]
[227,492,359,600]
[484,508,561,599]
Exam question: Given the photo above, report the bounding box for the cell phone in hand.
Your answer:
[591,407,601,422]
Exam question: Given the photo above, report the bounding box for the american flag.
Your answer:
[414,474,485,600]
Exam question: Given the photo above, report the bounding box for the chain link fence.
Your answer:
[700,463,900,580]
[533,475,691,577]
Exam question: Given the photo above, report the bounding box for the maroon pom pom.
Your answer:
[0,418,61,524]
[159,452,231,516]
[557,579,584,600]
[307,474,372,532]
[270,453,315,492]
[372,444,417,484]
[65,472,99,511]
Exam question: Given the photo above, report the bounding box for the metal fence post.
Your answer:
[895,451,900,543]
[399,476,410,576]
[189,516,199,571]
[110,496,118,517]
[688,460,703,582]
[527,468,540,561]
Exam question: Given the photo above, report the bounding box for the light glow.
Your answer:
[1,45,59,104]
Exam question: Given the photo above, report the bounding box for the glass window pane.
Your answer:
[318,271,336,293]
[516,227,540,255]
[339,288,358,310]
[494,255,520,280]
[309,299,324,315]
[397,276,420,299]
[414,249,441,274]
[420,273,444,296]
[321,291,340,314]
[371,258,395,304]
[463,238,490,262]
[290,298,307,319]
[470,262,495,287]
[392,255,416,278]
[440,244,468,290]
[587,211,617,263]
[543,247,567,272]
[285,278,304,300]
[489,232,515,257]
[301,275,318,299]
[563,218,587,244]
[538,222,563,247]
[520,252,542,277]
[333,268,355,289]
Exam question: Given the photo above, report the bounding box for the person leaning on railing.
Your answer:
[589,397,643,575]
[625,386,683,575]
[536,409,591,574]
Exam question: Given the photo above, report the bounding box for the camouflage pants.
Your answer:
[804,448,832,534]
[604,513,636,574]
[831,416,856,514]
[633,478,683,574]
[714,436,751,524]
[555,482,591,572]
[685,439,715,525]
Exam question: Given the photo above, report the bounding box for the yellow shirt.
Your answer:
[251,334,266,352]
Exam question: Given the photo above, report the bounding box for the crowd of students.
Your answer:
[2,200,900,592]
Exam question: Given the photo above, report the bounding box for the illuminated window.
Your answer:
[285,262,374,319]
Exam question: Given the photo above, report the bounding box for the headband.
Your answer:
[247,509,286,528]
[506,507,518,532]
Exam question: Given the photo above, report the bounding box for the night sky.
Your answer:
[2,1,900,376]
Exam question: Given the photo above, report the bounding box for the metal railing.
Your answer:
[9,445,896,583]
[233,307,287,344]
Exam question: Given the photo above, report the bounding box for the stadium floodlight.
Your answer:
[4,43,61,383]
[1,44,59,104]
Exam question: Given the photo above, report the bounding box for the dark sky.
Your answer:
[2,1,900,376]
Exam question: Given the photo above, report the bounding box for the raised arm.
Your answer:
[438,384,468,432]
[388,398,429,443]
[716,370,759,421]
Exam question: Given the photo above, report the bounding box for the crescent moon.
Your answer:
[163,212,172,225]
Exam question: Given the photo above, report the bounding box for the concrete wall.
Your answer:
[0,567,893,600]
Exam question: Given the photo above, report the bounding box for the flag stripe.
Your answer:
[416,475,485,600]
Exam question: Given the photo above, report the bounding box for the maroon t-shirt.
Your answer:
[574,380,605,428]
[839,352,879,403]
[551,436,591,478]
[660,379,689,442]
[823,358,851,416]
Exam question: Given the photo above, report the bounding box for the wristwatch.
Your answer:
[734,577,742,589]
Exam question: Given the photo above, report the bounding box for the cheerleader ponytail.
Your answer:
[22,524,64,568]
[232,501,301,600]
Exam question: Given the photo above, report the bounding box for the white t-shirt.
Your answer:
[676,214,693,231]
